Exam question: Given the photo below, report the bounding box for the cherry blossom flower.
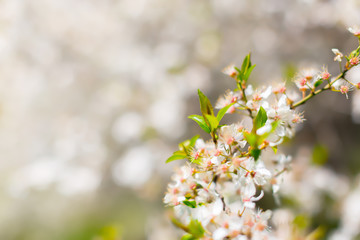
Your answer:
[332,48,343,62]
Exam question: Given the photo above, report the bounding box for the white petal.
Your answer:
[212,198,224,216]
[245,85,254,96]
[261,86,272,99]
[213,228,228,240]
[256,124,272,135]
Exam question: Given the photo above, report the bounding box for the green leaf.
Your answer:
[250,148,261,160]
[181,234,196,240]
[216,103,235,122]
[254,107,268,130]
[197,89,214,118]
[168,136,201,163]
[314,79,323,88]
[244,132,257,147]
[179,142,190,152]
[243,64,256,81]
[312,144,328,165]
[241,53,251,74]
[183,200,197,208]
[189,135,200,147]
[188,115,211,133]
[166,153,187,163]
[205,114,219,131]
[188,219,205,238]
[271,146,278,154]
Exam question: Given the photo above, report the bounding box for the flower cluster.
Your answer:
[164,27,360,240]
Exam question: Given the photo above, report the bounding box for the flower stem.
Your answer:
[291,70,347,109]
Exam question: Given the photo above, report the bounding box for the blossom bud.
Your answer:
[349,57,359,66]
[321,71,330,80]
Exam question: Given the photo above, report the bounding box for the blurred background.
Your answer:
[0,0,360,239]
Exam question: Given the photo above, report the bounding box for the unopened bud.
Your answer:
[350,57,360,66]
[321,71,330,80]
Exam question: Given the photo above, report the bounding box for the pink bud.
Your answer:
[350,57,359,66]
[321,71,330,80]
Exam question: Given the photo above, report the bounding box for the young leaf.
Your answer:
[216,103,235,122]
[197,89,214,118]
[241,53,251,74]
[254,107,268,130]
[244,132,257,147]
[166,136,201,163]
[188,115,211,133]
[166,153,187,163]
[205,114,219,131]
[271,146,278,154]
[179,141,190,152]
[183,200,197,208]
[250,148,261,161]
[243,64,256,81]
[189,135,200,147]
[181,234,196,240]
[188,219,205,238]
[234,66,242,73]
[314,79,323,88]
